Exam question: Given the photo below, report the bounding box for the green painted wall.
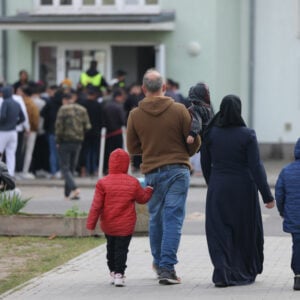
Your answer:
[1,0,250,122]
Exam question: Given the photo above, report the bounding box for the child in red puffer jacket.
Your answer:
[86,148,153,287]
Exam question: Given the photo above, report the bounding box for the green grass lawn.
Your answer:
[0,236,104,295]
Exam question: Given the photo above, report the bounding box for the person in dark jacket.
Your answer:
[13,69,29,93]
[86,148,153,287]
[201,95,275,287]
[102,88,126,174]
[123,83,144,172]
[40,89,62,178]
[80,86,103,177]
[0,85,25,176]
[186,82,214,175]
[186,82,214,144]
[275,138,300,291]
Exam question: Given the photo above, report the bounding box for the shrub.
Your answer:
[0,192,31,215]
[64,205,88,217]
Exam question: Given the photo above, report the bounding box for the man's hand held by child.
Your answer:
[186,135,195,144]
[265,200,275,209]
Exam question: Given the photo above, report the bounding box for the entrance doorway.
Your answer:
[111,46,155,86]
[37,43,163,88]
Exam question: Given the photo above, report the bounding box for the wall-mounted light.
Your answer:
[187,41,202,56]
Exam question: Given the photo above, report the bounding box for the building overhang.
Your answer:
[0,11,175,31]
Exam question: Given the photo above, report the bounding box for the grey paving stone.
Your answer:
[1,235,297,300]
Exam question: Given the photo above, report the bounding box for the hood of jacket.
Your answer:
[2,85,13,100]
[138,96,174,117]
[295,138,300,160]
[108,148,130,174]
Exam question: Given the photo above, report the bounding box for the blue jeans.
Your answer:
[145,164,190,271]
[85,137,99,175]
[292,233,300,275]
[47,134,59,175]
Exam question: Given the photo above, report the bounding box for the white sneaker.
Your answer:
[54,171,62,179]
[114,273,125,287]
[110,272,115,285]
[21,172,36,179]
[35,169,50,178]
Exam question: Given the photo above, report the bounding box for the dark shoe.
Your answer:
[294,275,300,290]
[159,269,181,285]
[215,282,228,288]
[152,263,162,279]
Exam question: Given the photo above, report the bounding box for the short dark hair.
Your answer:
[113,88,125,98]
[62,93,72,100]
[21,85,33,96]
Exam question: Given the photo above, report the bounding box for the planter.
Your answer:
[0,205,149,237]
[0,214,97,237]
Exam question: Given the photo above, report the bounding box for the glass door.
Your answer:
[37,44,110,88]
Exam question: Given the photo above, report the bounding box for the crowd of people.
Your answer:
[0,61,201,182]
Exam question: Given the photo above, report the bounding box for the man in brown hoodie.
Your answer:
[127,69,201,285]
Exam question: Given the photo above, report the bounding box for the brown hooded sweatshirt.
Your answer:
[126,96,201,174]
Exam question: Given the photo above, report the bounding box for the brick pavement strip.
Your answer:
[0,235,298,300]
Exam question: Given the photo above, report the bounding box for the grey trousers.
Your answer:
[58,141,81,197]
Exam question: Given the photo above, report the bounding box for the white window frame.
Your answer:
[33,0,160,15]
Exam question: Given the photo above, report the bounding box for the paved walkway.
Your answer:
[0,235,297,300]
[1,159,297,299]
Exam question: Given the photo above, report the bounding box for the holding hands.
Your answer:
[265,200,275,209]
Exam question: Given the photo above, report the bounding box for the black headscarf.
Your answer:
[216,95,246,127]
[204,95,246,138]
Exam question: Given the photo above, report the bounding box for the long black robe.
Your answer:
[201,126,274,286]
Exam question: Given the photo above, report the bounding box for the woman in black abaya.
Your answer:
[201,95,275,287]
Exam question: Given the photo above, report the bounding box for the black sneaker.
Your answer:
[294,275,300,290]
[152,263,162,279]
[159,269,181,285]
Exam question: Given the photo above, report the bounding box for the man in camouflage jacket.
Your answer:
[55,93,91,199]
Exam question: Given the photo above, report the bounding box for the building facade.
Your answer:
[0,0,298,158]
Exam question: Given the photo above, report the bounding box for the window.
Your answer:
[40,0,53,4]
[125,0,139,4]
[146,0,158,4]
[38,46,57,87]
[34,0,160,14]
[102,0,115,5]
[83,0,95,5]
[60,0,72,5]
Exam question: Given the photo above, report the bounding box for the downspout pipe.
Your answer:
[1,0,7,82]
[248,0,255,128]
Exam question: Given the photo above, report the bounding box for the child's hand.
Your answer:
[265,200,275,209]
[186,135,195,144]
[146,185,154,190]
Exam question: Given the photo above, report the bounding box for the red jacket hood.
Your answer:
[108,148,130,174]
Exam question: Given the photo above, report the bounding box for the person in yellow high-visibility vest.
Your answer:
[80,60,109,93]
